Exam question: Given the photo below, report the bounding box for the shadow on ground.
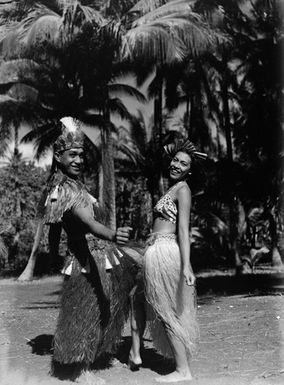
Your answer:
[197,271,284,296]
[25,271,284,382]
[115,336,174,375]
[27,334,174,380]
[27,334,54,355]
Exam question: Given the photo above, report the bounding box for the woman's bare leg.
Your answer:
[155,331,192,383]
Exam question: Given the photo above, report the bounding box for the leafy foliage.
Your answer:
[116,174,153,240]
[0,0,282,274]
[0,157,49,272]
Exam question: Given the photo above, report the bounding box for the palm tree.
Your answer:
[0,58,41,157]
[190,0,283,271]
[1,0,228,280]
[233,0,283,266]
[162,57,227,157]
[1,0,225,205]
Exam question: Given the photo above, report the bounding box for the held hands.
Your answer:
[115,226,133,245]
[183,267,196,286]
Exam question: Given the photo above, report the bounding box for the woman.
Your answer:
[39,117,138,376]
[129,139,206,383]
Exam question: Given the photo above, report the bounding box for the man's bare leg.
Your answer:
[128,286,145,369]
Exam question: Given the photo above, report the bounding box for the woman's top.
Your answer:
[154,194,177,224]
[154,181,184,224]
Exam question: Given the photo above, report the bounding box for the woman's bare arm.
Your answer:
[177,185,195,285]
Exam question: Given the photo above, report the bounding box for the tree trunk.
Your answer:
[221,60,233,162]
[18,221,44,281]
[14,125,19,157]
[100,84,116,230]
[98,162,104,204]
[11,133,22,268]
[272,246,283,267]
[217,125,222,158]
[189,92,194,138]
[268,211,283,267]
[220,57,241,272]
[231,198,245,274]
[101,123,116,230]
[185,92,190,132]
[154,68,164,196]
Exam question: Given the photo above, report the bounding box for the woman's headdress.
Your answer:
[53,116,85,153]
[164,138,207,161]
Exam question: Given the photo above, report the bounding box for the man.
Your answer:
[41,117,137,376]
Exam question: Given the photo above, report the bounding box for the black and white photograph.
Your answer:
[0,1,283,384]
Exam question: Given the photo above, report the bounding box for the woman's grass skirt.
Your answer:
[144,234,199,360]
[52,236,138,366]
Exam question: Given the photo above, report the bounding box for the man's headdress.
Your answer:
[164,138,207,161]
[53,116,85,153]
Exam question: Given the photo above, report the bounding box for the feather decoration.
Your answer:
[164,138,207,161]
[37,170,92,224]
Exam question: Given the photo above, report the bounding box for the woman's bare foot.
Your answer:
[155,370,193,383]
[128,350,142,371]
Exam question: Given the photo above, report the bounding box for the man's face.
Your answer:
[55,148,84,178]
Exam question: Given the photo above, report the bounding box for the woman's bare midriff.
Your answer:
[152,217,177,234]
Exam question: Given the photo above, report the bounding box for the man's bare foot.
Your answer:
[155,370,193,383]
[77,370,106,385]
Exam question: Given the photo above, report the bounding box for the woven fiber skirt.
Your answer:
[143,233,199,360]
[52,236,138,366]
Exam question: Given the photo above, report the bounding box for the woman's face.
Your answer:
[55,147,84,178]
[169,151,192,182]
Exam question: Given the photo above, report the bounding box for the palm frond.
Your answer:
[123,0,228,63]
[108,97,132,121]
[0,97,37,128]
[1,2,104,58]
[20,118,54,143]
[22,119,60,159]
[0,5,62,58]
[108,83,146,103]
[190,226,204,244]
[0,236,8,263]
[135,64,154,87]
[193,0,247,25]
[78,113,106,128]
[129,109,149,148]
[173,15,228,56]
[128,0,203,21]
[62,2,104,34]
[0,96,37,156]
[116,142,143,165]
[122,22,186,63]
[106,0,138,19]
[0,102,14,156]
[6,83,39,103]
[110,61,141,81]
[0,59,41,85]
[115,124,146,165]
[147,72,163,99]
[127,0,168,14]
[25,13,61,47]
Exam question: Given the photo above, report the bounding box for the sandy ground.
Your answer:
[0,272,284,385]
